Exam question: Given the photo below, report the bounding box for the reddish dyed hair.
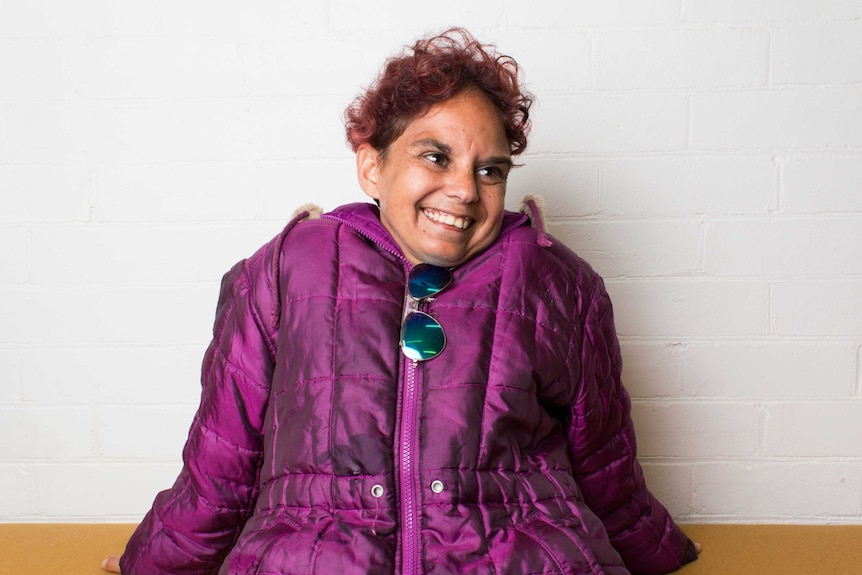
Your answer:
[345,28,533,156]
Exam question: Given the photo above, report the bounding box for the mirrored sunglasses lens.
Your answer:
[400,312,446,361]
[408,264,452,299]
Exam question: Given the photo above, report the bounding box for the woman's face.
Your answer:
[357,89,513,267]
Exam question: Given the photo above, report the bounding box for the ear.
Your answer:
[356,143,382,201]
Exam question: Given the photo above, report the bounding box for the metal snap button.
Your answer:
[371,484,385,498]
[430,480,444,494]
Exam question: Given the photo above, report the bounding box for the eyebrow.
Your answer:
[411,138,514,168]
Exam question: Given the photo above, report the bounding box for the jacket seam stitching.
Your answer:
[243,258,278,362]
[212,345,271,392]
[198,421,264,455]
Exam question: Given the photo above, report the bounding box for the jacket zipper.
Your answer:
[325,213,426,572]
[400,357,421,574]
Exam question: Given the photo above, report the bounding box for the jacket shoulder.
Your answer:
[503,224,604,303]
[226,209,340,340]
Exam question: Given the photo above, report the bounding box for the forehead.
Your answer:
[398,89,509,151]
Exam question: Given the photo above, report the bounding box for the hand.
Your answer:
[695,542,703,554]
[102,556,122,573]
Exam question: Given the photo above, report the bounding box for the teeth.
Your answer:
[424,209,471,230]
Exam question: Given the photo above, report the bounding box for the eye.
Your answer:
[477,165,508,183]
[424,152,449,167]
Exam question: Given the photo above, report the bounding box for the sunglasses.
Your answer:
[400,263,453,361]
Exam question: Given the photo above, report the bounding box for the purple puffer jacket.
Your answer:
[120,202,697,575]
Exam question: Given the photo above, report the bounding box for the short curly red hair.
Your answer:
[345,28,533,156]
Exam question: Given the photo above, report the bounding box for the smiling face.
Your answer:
[356,88,513,267]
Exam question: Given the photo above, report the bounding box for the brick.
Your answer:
[0,350,22,403]
[704,217,862,277]
[0,110,8,159]
[766,402,862,457]
[85,100,256,164]
[772,281,862,337]
[0,285,216,345]
[71,37,246,100]
[241,34,390,98]
[93,163,260,223]
[510,0,680,27]
[27,223,277,285]
[33,462,183,519]
[783,157,862,213]
[491,29,591,93]
[692,462,862,518]
[0,465,33,517]
[601,156,777,216]
[550,219,702,278]
[640,463,693,518]
[0,0,158,38]
[619,341,856,401]
[681,342,856,399]
[631,401,760,458]
[249,97,349,161]
[858,346,862,398]
[19,346,203,405]
[531,94,689,154]
[605,280,770,337]
[683,0,862,23]
[0,165,90,223]
[257,159,362,219]
[155,1,326,37]
[692,90,862,150]
[0,229,29,285]
[504,158,599,218]
[594,29,768,90]
[93,286,218,345]
[4,104,93,164]
[0,288,85,345]
[98,405,197,459]
[619,342,686,399]
[329,0,504,31]
[0,38,73,102]
[773,23,862,85]
[0,406,96,459]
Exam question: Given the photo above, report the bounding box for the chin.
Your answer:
[415,237,494,267]
[423,250,478,268]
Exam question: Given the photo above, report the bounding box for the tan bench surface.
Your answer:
[1,523,860,574]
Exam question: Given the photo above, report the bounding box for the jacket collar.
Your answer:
[321,202,529,266]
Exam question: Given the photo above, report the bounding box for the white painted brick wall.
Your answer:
[772,23,862,85]
[1,1,860,525]
[772,281,862,337]
[783,157,862,213]
[532,94,691,154]
[692,463,862,520]
[593,29,769,90]
[692,90,862,150]
[600,157,777,216]
[705,218,862,277]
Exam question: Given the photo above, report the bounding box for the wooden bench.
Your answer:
[1,524,860,574]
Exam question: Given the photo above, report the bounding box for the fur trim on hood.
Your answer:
[292,204,323,220]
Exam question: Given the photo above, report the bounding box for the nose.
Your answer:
[446,168,479,203]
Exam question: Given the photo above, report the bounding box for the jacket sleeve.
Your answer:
[120,251,277,575]
[567,274,698,575]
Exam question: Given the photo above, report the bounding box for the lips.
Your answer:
[423,208,473,230]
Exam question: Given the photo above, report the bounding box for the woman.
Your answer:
[105,28,699,575]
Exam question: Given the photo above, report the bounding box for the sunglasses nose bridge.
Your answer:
[402,292,421,322]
